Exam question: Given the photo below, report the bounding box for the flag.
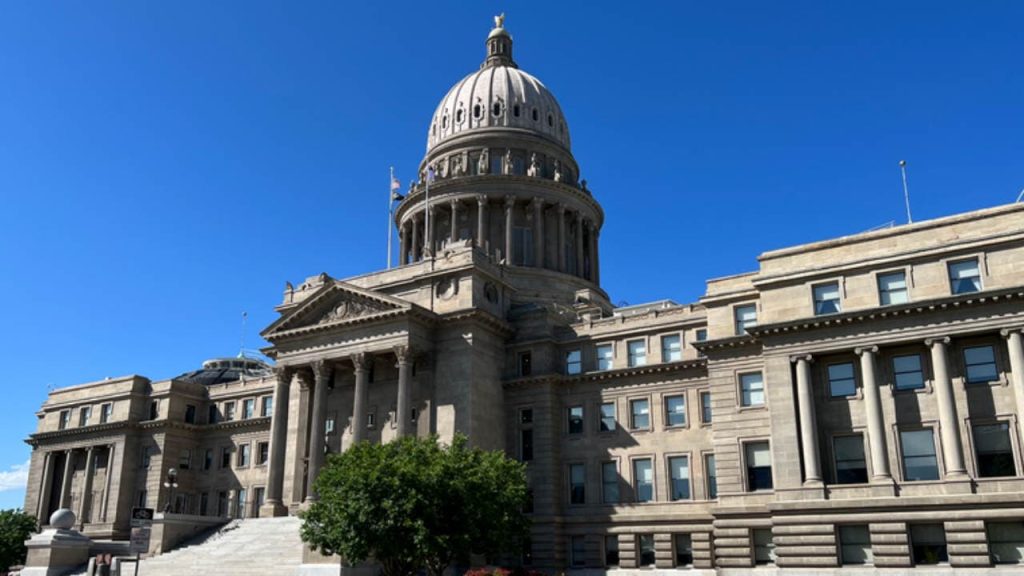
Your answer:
[390,174,401,192]
[427,166,436,183]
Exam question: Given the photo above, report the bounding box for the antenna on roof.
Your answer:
[899,160,913,224]
[239,311,248,359]
[1016,188,1024,203]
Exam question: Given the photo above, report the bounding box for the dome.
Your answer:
[176,356,272,386]
[426,19,571,154]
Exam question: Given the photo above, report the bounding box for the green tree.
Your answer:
[0,509,37,572]
[300,435,529,576]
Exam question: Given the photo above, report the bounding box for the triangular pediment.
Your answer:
[262,281,412,339]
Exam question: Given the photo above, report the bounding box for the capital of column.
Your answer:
[790,354,814,365]
[530,197,544,210]
[352,352,371,373]
[1001,327,1024,338]
[557,203,567,215]
[854,345,879,357]
[272,365,295,384]
[925,336,951,348]
[296,370,313,390]
[394,345,413,367]
[311,360,330,383]
[476,194,488,207]
[504,195,515,209]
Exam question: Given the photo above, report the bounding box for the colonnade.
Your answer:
[36,444,115,527]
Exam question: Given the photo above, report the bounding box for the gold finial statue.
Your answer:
[494,13,505,29]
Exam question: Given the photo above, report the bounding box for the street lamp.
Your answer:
[163,467,179,513]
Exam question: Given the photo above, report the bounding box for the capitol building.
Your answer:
[21,17,1024,575]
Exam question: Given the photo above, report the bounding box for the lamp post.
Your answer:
[163,467,179,513]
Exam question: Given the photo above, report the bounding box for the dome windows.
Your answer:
[456,108,464,124]
[547,114,553,127]
[442,115,449,129]
[473,104,482,119]
[492,102,502,117]
[532,108,539,122]
[513,104,520,117]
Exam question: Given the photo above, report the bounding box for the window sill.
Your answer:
[664,424,690,431]
[738,404,767,412]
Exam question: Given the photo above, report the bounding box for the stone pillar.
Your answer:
[592,226,600,284]
[398,224,408,265]
[78,447,95,528]
[305,361,330,502]
[793,355,823,485]
[574,213,584,277]
[395,346,413,438]
[262,366,293,516]
[351,353,371,444]
[1002,329,1024,454]
[450,200,459,245]
[927,337,968,478]
[557,204,567,272]
[37,452,56,525]
[427,204,438,256]
[532,198,544,268]
[101,444,114,522]
[411,216,420,262]
[476,195,488,250]
[504,196,514,263]
[59,450,74,509]
[855,346,892,481]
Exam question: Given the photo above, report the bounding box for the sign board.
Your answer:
[129,507,154,554]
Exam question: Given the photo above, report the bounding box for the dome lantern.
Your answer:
[483,13,516,69]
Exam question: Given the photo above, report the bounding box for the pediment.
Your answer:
[262,281,411,339]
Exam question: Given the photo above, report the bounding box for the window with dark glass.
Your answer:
[518,351,532,377]
[630,399,650,430]
[149,400,159,420]
[208,404,220,424]
[520,408,533,424]
[878,271,909,305]
[223,401,235,421]
[568,406,584,435]
[257,441,270,465]
[601,461,619,503]
[910,523,948,565]
[571,536,586,567]
[638,534,655,566]
[79,406,92,427]
[964,345,998,384]
[203,449,213,471]
[565,350,582,375]
[237,444,251,467]
[59,410,70,430]
[700,391,712,423]
[605,536,619,567]
[669,456,691,500]
[221,447,232,469]
[261,396,273,418]
[948,258,982,294]
[705,454,717,498]
[745,442,773,491]
[520,429,533,462]
[569,463,585,504]
[695,329,707,341]
[893,354,925,390]
[185,404,196,424]
[633,458,654,502]
[179,449,191,470]
[901,429,940,481]
[753,528,775,565]
[973,422,1016,477]
[674,534,693,567]
[828,363,857,397]
[839,525,873,565]
[987,521,1024,565]
[834,435,868,484]
[100,403,113,424]
[599,402,616,432]
[813,282,842,315]
[665,395,686,427]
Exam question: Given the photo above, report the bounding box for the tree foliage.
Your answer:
[0,509,37,572]
[300,435,529,576]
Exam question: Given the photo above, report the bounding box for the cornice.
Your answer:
[25,416,274,447]
[692,334,758,352]
[503,359,707,390]
[437,309,514,336]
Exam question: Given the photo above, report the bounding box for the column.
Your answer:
[411,216,420,262]
[305,361,329,502]
[476,195,488,249]
[427,205,438,256]
[1002,329,1024,454]
[588,221,599,282]
[101,444,114,522]
[927,337,968,478]
[793,356,823,485]
[59,450,74,509]
[78,447,96,527]
[557,204,567,272]
[593,227,601,284]
[399,224,408,265]
[351,353,371,444]
[395,346,413,438]
[504,196,514,263]
[262,366,293,516]
[37,451,55,524]
[856,346,892,481]
[532,198,544,268]
[450,200,459,245]
[574,213,584,277]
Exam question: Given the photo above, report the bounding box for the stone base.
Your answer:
[259,501,291,518]
[22,527,92,576]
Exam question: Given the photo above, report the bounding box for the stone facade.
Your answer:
[22,17,1024,574]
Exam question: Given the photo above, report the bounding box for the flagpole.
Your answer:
[387,167,394,269]
[899,160,913,224]
[425,165,432,259]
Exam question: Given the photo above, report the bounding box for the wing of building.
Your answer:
[23,17,1024,574]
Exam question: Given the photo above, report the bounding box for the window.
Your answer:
[813,282,841,315]
[604,536,619,567]
[237,488,248,519]
[571,535,586,567]
[79,406,92,427]
[492,101,502,117]
[630,399,650,430]
[512,227,533,265]
[839,525,873,565]
[745,441,773,491]
[664,395,686,427]
[948,258,982,294]
[185,404,196,424]
[242,399,255,419]
[964,345,998,384]
[828,363,857,397]
[518,351,532,377]
[901,429,940,481]
[473,104,481,118]
[221,447,232,469]
[638,534,655,566]
[627,340,647,367]
[910,523,948,565]
[565,350,582,375]
[261,396,273,418]
[662,334,682,362]
[601,461,619,503]
[893,354,926,390]
[834,435,868,484]
[179,449,192,470]
[734,304,757,334]
[974,422,1016,477]
[520,408,533,424]
[223,401,235,421]
[218,491,228,516]
[740,372,765,407]
[100,403,113,424]
[753,528,775,565]
[987,521,1024,565]
[878,271,909,305]
[700,392,712,424]
[141,446,152,469]
[531,108,539,122]
[203,449,213,471]
[149,400,159,420]
[569,464,585,504]
[668,456,691,500]
[254,488,265,517]
[367,412,376,429]
[200,493,209,516]
[58,410,70,430]
[633,458,654,502]
[513,104,520,117]
[596,344,613,371]
[237,444,251,467]
[208,404,220,424]
[567,406,584,435]
[705,454,717,499]
[695,329,707,342]
[599,402,616,432]
[138,490,148,508]
[257,441,270,465]
[675,534,693,567]
[520,429,534,461]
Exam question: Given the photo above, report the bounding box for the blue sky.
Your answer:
[1,2,1021,509]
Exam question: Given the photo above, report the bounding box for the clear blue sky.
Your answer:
[1,2,1021,509]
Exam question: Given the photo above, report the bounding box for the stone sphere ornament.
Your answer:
[50,508,76,530]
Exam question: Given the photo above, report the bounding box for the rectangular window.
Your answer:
[566,350,582,375]
[828,362,857,397]
[964,345,998,384]
[100,403,113,424]
[638,534,655,566]
[664,395,686,427]
[668,456,691,500]
[987,521,1024,565]
[261,396,274,418]
[814,282,842,315]
[568,406,584,435]
[740,372,765,407]
[520,408,533,424]
[604,535,619,567]
[237,488,248,520]
[203,449,213,471]
[242,399,255,419]
[520,429,534,461]
[700,391,712,424]
[183,404,196,424]
[599,402,616,432]
[893,354,925,390]
[834,435,868,484]
[627,339,647,367]
[630,399,650,430]
[674,534,693,567]
[141,446,152,469]
[179,449,192,470]
[569,463,585,505]
[237,444,251,467]
[518,351,532,377]
[148,400,159,421]
[753,528,776,565]
[910,523,948,565]
[901,429,940,481]
[208,404,220,424]
[601,461,619,503]
[254,487,265,517]
[223,401,235,421]
[200,492,209,516]
[79,406,92,427]
[695,329,707,342]
[633,458,654,502]
[512,226,533,266]
[839,525,873,565]
[571,535,586,567]
[58,410,70,430]
[138,490,148,508]
[257,441,270,465]
[218,491,228,516]
[949,258,982,294]
[662,334,682,362]
[974,422,1016,477]
[596,344,614,371]
[705,454,717,499]
[734,304,757,335]
[221,447,232,469]
[878,271,909,305]
[745,441,773,491]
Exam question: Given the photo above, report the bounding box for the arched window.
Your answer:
[456,109,464,123]
[473,104,482,119]
[513,104,520,117]
[532,108,539,122]
[492,102,502,116]
[442,115,448,129]
[547,114,554,127]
